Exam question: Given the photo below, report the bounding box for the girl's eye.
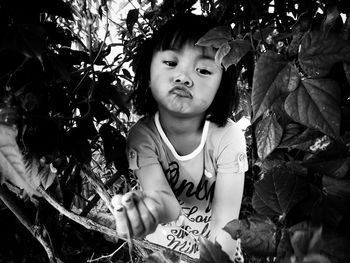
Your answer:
[163,60,177,67]
[196,68,212,75]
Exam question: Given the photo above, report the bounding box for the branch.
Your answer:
[36,185,117,238]
[80,170,123,217]
[0,185,60,263]
[80,164,116,217]
[37,186,197,262]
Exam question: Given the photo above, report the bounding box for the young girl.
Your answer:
[112,13,248,262]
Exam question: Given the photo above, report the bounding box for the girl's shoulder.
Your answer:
[208,119,245,141]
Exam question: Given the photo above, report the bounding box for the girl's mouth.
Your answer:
[170,86,193,98]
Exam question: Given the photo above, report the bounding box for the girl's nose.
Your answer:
[174,71,193,87]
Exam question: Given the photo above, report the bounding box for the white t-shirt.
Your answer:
[126,112,248,259]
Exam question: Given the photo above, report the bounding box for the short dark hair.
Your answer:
[131,13,238,127]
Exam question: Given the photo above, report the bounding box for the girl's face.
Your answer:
[149,43,223,118]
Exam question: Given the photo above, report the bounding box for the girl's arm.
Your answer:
[113,163,181,239]
[210,171,245,260]
[135,163,181,223]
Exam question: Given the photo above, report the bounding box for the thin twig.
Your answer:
[80,164,116,216]
[37,185,117,238]
[87,241,127,262]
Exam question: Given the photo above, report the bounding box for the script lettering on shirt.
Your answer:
[165,161,215,212]
[166,234,199,254]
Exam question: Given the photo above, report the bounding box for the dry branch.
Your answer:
[0,185,60,263]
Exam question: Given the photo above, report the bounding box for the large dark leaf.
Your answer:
[223,216,276,256]
[215,42,231,68]
[222,39,251,69]
[126,9,139,34]
[322,176,350,199]
[199,238,232,263]
[279,128,322,151]
[284,78,341,138]
[303,157,350,179]
[255,113,283,160]
[196,26,231,48]
[65,128,91,164]
[252,51,300,122]
[252,164,308,218]
[99,124,128,174]
[299,31,350,78]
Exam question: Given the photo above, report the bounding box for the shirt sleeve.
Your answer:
[126,121,160,170]
[216,122,248,174]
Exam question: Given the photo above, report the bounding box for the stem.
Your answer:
[0,185,58,263]
[38,185,197,263]
[80,171,123,217]
[37,185,117,238]
[80,164,116,217]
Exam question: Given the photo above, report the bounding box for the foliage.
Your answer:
[1,0,350,263]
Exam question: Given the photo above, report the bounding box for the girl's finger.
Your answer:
[136,197,157,237]
[122,192,145,238]
[111,195,128,239]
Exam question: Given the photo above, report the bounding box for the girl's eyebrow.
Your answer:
[162,48,215,61]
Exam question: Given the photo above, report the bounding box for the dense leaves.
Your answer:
[199,238,232,263]
[255,113,283,159]
[298,31,350,78]
[223,216,276,256]
[1,0,350,262]
[252,164,308,218]
[285,78,341,137]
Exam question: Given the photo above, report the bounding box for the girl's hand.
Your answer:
[111,191,162,239]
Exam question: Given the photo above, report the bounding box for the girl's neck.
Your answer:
[157,110,205,136]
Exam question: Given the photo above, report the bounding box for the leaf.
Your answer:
[252,27,274,40]
[322,176,350,199]
[215,42,231,68]
[252,164,308,218]
[255,113,283,160]
[145,248,180,263]
[321,5,340,33]
[284,78,341,138]
[252,51,300,122]
[199,238,232,263]
[66,128,91,164]
[278,123,304,145]
[26,157,57,191]
[126,9,139,34]
[223,216,276,256]
[196,26,232,48]
[279,128,322,151]
[222,39,251,69]
[303,157,350,179]
[99,124,128,174]
[0,125,40,198]
[298,31,350,78]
